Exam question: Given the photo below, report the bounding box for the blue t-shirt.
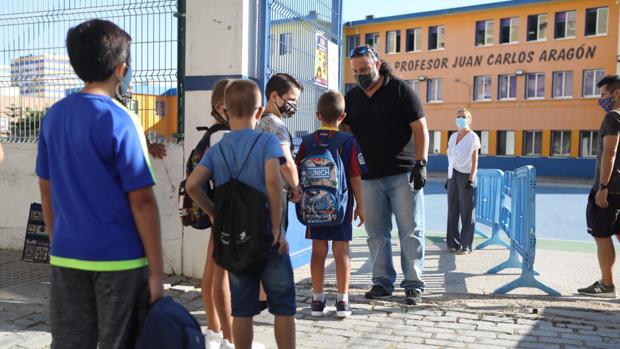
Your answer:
[199,128,284,195]
[35,93,155,271]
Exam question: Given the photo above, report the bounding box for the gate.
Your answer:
[0,0,183,143]
[265,0,343,137]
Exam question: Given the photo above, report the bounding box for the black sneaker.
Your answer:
[364,285,392,299]
[335,300,352,318]
[578,280,617,298]
[311,299,326,317]
[405,289,422,305]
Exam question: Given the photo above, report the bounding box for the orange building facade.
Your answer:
[343,0,619,177]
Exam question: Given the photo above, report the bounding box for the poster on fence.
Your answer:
[22,203,50,263]
[327,40,339,91]
[314,33,328,88]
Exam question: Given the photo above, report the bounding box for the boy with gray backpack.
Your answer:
[295,91,366,318]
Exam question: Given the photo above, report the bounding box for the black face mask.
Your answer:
[277,96,297,118]
[355,68,378,90]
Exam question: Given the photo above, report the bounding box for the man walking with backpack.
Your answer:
[186,79,296,349]
[343,45,428,305]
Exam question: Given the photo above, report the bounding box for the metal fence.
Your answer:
[266,0,343,136]
[0,0,181,143]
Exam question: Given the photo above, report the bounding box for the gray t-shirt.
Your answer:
[593,111,620,193]
[256,113,292,150]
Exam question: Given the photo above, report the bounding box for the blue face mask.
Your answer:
[599,96,615,113]
[455,117,468,129]
[119,65,132,96]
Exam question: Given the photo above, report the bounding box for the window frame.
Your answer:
[552,71,573,99]
[580,130,599,158]
[385,30,401,54]
[582,69,605,98]
[428,25,445,50]
[527,14,548,42]
[522,130,543,156]
[365,32,381,52]
[551,130,572,157]
[406,79,421,92]
[405,28,422,52]
[279,32,292,55]
[496,130,516,156]
[525,73,545,99]
[498,74,517,100]
[429,130,442,154]
[500,17,519,44]
[585,7,609,36]
[554,10,577,39]
[345,35,360,57]
[426,78,443,103]
[474,75,492,101]
[475,19,494,47]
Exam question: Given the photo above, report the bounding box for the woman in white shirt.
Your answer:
[446,108,481,254]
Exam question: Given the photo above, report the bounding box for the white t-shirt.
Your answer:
[210,129,229,146]
[447,131,481,178]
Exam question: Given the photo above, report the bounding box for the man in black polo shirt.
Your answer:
[343,45,428,305]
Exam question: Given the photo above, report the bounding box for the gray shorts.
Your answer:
[50,265,148,349]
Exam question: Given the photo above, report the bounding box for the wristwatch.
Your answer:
[416,159,427,167]
[599,183,609,190]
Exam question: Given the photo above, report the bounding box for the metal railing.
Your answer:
[0,0,181,143]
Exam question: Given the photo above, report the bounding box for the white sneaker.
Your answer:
[205,329,223,349]
[221,339,235,349]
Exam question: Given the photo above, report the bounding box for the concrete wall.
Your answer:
[0,142,184,275]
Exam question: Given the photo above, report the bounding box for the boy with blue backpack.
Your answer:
[186,79,296,349]
[295,90,366,318]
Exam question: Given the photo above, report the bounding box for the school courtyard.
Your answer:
[1,178,619,349]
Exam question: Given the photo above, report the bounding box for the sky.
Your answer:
[343,0,510,22]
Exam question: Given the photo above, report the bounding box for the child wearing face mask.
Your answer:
[446,108,481,255]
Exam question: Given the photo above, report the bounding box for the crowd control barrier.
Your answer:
[474,169,510,249]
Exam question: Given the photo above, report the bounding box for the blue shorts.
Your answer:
[306,222,353,241]
[228,244,296,317]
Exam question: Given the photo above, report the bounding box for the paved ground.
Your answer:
[2,233,620,349]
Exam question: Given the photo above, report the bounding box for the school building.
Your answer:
[343,0,620,177]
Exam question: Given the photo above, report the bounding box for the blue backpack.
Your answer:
[296,131,350,227]
[137,296,205,349]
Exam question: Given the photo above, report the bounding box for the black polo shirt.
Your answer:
[344,75,425,180]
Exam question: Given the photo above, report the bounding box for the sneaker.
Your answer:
[311,299,326,317]
[336,300,352,318]
[205,329,223,349]
[220,339,234,349]
[405,289,422,305]
[578,280,617,298]
[457,248,472,255]
[447,247,457,253]
[364,285,392,299]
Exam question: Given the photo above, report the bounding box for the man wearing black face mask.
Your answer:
[342,45,429,306]
[580,74,620,298]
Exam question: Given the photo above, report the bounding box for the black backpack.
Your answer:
[212,134,269,274]
[178,124,229,229]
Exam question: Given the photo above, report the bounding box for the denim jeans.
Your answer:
[362,173,425,292]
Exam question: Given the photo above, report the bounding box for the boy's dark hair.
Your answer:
[224,80,261,118]
[66,19,132,83]
[597,75,620,93]
[265,73,303,99]
[317,90,344,123]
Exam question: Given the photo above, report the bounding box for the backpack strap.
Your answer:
[218,133,263,179]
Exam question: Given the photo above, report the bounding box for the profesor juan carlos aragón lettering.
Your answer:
[393,44,597,72]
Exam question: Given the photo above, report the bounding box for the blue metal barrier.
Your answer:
[475,169,510,249]
[490,166,560,296]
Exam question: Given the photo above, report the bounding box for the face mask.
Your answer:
[354,68,378,90]
[599,96,616,113]
[455,118,468,129]
[277,96,297,118]
[119,65,132,96]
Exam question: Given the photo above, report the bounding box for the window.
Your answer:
[479,130,489,155]
[345,35,360,57]
[523,131,542,156]
[583,69,605,97]
[429,131,441,154]
[428,25,445,50]
[279,32,292,55]
[498,75,517,100]
[580,130,599,158]
[475,20,494,46]
[155,100,166,117]
[585,7,608,36]
[497,131,515,156]
[365,32,380,52]
[526,73,545,99]
[474,76,492,101]
[500,17,519,44]
[406,79,420,92]
[555,11,576,39]
[385,30,401,54]
[551,131,571,157]
[128,99,139,114]
[527,14,548,41]
[406,28,422,52]
[552,71,573,98]
[427,78,443,102]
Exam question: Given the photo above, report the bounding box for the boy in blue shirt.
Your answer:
[295,91,366,318]
[36,19,163,348]
[186,80,296,349]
